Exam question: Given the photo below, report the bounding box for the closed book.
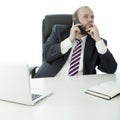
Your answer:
[85,81,120,100]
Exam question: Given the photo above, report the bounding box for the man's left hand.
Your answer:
[86,23,100,42]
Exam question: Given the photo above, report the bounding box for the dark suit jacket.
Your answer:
[34,25,117,78]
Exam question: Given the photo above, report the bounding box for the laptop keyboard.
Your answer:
[32,94,42,101]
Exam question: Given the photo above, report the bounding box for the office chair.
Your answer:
[29,66,39,78]
[31,14,72,77]
[42,14,72,51]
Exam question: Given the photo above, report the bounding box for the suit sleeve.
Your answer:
[97,41,117,73]
[43,25,66,63]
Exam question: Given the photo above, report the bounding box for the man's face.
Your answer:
[78,7,94,30]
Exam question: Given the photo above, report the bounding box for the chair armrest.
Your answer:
[29,66,39,78]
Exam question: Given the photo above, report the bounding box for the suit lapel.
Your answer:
[84,36,95,59]
[83,36,95,73]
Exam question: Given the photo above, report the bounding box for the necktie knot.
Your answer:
[76,39,82,43]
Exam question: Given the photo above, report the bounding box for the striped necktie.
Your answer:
[68,39,82,76]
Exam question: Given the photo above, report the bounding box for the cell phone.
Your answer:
[74,18,89,35]
[74,18,81,25]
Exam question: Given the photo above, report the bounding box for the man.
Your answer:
[34,6,117,78]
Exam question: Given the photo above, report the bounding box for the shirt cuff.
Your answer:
[60,38,73,54]
[96,39,107,54]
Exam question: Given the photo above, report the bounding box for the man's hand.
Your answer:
[86,23,100,42]
[69,22,83,43]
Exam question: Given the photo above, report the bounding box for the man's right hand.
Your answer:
[69,22,82,43]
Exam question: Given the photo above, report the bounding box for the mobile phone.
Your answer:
[74,18,89,35]
[74,18,81,25]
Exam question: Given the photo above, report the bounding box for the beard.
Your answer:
[79,25,89,35]
[80,23,92,35]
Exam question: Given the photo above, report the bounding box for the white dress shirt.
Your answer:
[56,36,107,77]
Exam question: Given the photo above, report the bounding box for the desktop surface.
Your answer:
[0,74,120,120]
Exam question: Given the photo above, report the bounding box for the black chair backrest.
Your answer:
[42,14,72,45]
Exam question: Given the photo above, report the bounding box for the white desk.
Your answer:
[1,74,120,120]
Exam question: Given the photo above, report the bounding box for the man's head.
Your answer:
[73,6,94,30]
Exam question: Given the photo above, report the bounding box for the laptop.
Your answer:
[0,63,53,105]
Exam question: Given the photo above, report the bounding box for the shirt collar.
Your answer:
[81,35,87,45]
[81,35,87,41]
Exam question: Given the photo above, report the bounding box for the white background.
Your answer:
[0,0,120,73]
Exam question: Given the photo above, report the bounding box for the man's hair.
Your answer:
[72,6,91,20]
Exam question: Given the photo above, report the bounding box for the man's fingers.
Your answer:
[75,23,83,28]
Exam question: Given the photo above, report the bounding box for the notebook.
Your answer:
[0,63,53,105]
[85,81,120,100]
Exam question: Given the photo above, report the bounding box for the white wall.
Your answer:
[0,0,120,72]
